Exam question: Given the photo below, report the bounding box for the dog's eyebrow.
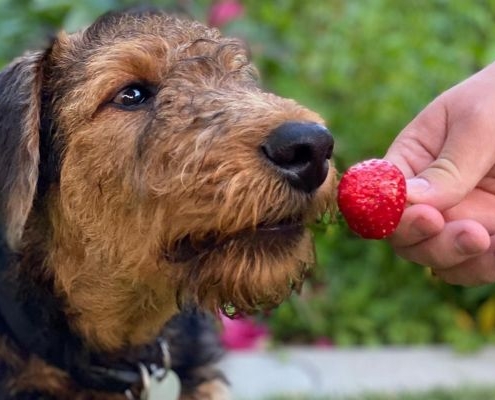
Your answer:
[64,41,167,116]
[88,39,168,78]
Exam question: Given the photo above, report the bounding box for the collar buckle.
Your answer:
[125,339,172,400]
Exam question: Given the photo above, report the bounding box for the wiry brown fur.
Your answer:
[0,9,335,400]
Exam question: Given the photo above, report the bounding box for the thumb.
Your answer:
[406,159,474,210]
[407,127,495,211]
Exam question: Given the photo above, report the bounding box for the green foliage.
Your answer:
[238,0,495,164]
[270,386,495,400]
[228,0,495,349]
[2,0,495,349]
[0,0,211,66]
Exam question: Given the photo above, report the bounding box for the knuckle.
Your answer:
[429,157,462,183]
[426,157,470,200]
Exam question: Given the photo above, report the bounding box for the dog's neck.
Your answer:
[21,195,180,351]
[0,211,173,396]
[0,203,178,393]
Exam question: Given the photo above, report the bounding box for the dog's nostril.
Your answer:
[261,121,333,193]
[262,142,313,169]
[326,142,334,160]
[293,145,312,165]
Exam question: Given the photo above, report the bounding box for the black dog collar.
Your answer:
[69,337,172,398]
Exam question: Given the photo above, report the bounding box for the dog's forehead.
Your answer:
[49,10,250,89]
[84,10,222,51]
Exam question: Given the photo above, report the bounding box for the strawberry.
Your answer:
[337,159,406,239]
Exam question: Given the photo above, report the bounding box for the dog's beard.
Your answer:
[161,164,335,316]
[174,226,315,316]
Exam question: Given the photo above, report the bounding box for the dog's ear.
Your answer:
[0,51,46,250]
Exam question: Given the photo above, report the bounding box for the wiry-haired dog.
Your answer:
[0,8,335,400]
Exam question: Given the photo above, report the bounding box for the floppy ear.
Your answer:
[0,51,45,250]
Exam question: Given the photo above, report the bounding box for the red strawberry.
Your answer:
[337,159,406,239]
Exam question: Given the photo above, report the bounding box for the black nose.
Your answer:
[261,122,334,193]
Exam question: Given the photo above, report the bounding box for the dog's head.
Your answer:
[0,9,335,349]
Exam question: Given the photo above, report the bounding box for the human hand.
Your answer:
[385,62,495,285]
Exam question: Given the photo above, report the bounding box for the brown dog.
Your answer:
[0,8,334,400]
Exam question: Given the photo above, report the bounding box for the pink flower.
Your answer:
[314,336,333,347]
[208,0,245,28]
[220,314,270,350]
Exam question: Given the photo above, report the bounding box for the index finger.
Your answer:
[384,96,448,178]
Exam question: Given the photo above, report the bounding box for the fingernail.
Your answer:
[454,232,483,256]
[411,216,436,238]
[406,178,430,195]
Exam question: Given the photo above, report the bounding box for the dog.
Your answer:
[0,8,335,400]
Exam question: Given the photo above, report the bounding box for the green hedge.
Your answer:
[2,0,495,350]
[235,0,495,350]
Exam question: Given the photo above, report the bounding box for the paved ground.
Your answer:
[218,346,495,399]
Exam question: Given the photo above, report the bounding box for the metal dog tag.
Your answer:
[148,370,181,400]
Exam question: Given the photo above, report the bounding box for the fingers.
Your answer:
[392,219,491,271]
[391,212,495,286]
[434,239,495,286]
[384,98,448,179]
[389,206,495,286]
[388,204,444,247]
[442,185,495,234]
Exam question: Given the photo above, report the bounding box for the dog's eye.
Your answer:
[112,85,152,108]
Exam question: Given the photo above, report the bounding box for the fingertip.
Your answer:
[390,204,444,246]
[408,204,445,235]
[454,222,491,256]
